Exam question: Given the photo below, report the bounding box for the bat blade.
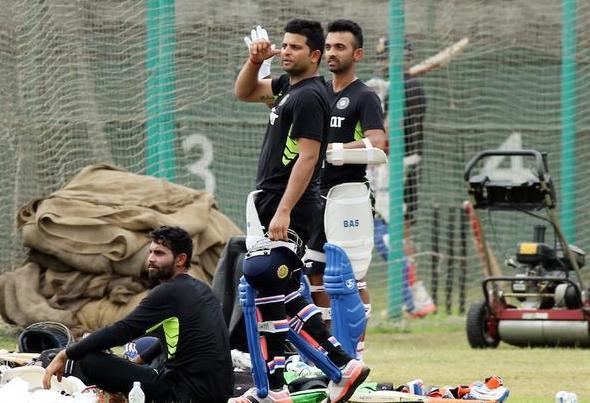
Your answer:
[408,37,469,77]
[349,389,494,403]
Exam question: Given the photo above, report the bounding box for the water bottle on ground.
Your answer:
[555,391,577,403]
[128,381,145,403]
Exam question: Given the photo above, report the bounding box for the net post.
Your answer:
[145,0,177,181]
[386,0,406,320]
[560,0,577,242]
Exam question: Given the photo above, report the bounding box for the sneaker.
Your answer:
[285,355,324,378]
[327,359,370,403]
[467,381,510,402]
[426,386,455,399]
[443,384,471,399]
[228,386,293,403]
[400,379,424,395]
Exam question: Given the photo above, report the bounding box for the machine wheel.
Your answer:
[466,299,499,349]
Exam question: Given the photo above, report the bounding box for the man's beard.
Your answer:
[283,64,305,76]
[328,57,353,74]
[148,264,175,282]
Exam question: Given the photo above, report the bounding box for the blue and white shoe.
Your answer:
[467,381,510,402]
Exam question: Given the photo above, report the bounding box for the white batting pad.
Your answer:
[245,190,265,250]
[324,183,374,280]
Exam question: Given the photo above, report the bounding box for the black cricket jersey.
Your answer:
[321,79,384,189]
[66,274,233,401]
[403,74,426,156]
[382,74,426,156]
[256,74,329,201]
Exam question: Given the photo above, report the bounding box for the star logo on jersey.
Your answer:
[277,264,289,279]
[278,93,290,107]
[336,97,350,110]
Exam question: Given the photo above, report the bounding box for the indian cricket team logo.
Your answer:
[277,264,289,279]
[336,97,350,110]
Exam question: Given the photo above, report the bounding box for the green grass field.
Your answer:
[364,314,590,402]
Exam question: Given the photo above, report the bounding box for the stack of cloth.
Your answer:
[0,164,241,336]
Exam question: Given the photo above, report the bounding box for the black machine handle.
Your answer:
[464,149,547,182]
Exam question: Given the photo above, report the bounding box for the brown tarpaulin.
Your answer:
[1,164,241,335]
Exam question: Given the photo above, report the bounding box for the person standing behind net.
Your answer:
[232,18,370,403]
[304,19,387,358]
[368,37,426,259]
[366,37,434,317]
[42,226,234,402]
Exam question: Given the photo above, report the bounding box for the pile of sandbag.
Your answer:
[0,164,241,336]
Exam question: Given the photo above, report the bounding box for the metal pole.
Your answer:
[387,0,406,320]
[560,0,577,242]
[146,0,177,181]
[145,0,161,176]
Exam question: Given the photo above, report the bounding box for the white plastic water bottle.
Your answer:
[128,381,146,403]
[555,391,578,403]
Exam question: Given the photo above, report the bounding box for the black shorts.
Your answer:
[306,189,329,256]
[254,190,322,246]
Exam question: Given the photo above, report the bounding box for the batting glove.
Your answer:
[244,25,274,79]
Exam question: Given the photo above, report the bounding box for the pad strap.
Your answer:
[255,294,285,306]
[309,284,325,293]
[356,340,365,351]
[289,304,321,333]
[317,306,332,321]
[258,319,290,334]
[356,340,365,359]
[363,303,372,318]
[303,249,325,263]
[267,356,286,374]
[285,289,301,303]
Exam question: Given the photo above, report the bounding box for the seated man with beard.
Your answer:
[42,226,234,403]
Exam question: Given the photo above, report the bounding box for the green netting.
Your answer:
[0,0,589,322]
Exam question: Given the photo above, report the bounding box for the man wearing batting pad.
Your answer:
[233,19,369,403]
[305,19,387,358]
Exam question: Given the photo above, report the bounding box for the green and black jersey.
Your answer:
[321,79,384,189]
[255,74,329,201]
[66,273,233,401]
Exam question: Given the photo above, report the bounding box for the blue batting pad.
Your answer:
[323,243,367,358]
[239,276,269,398]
